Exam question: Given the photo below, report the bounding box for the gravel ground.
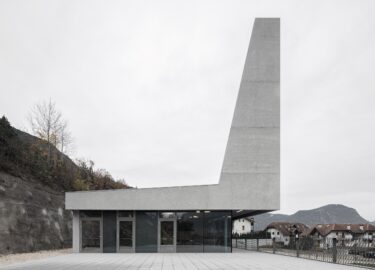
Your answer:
[0,249,71,266]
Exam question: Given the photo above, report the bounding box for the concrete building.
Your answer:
[65,18,280,253]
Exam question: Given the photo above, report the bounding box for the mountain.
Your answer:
[0,116,128,254]
[254,204,370,231]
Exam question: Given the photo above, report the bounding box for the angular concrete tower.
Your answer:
[66,17,280,219]
[219,18,280,214]
[66,17,280,254]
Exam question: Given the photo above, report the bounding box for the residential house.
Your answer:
[265,222,308,246]
[232,218,254,235]
[304,224,375,248]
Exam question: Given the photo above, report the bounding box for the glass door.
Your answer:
[81,218,102,252]
[117,219,134,252]
[158,219,176,252]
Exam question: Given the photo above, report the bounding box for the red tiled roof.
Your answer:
[305,224,375,237]
[265,222,309,236]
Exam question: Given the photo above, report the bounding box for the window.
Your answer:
[242,225,245,231]
[160,221,174,245]
[176,211,231,253]
[177,212,203,252]
[203,211,231,252]
[135,212,157,253]
[159,212,175,219]
[118,211,133,218]
[119,221,133,247]
[277,232,279,235]
[81,220,101,251]
[80,210,102,218]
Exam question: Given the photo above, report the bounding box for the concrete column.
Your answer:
[72,210,81,253]
[332,238,337,263]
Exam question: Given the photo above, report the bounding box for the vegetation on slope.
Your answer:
[0,116,128,192]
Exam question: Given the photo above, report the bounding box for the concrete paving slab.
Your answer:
[0,251,362,270]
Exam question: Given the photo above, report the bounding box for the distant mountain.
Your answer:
[254,204,370,231]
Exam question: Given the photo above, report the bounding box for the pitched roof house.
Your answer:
[265,222,309,246]
[303,223,375,247]
[232,218,254,235]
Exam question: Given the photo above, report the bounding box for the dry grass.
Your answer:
[0,249,71,266]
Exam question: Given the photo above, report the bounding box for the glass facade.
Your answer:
[103,211,117,253]
[81,219,101,251]
[119,221,133,247]
[177,211,204,252]
[80,210,102,218]
[160,221,174,245]
[203,211,231,252]
[135,211,158,253]
[79,210,232,253]
[176,211,232,252]
[118,211,134,218]
[159,212,176,219]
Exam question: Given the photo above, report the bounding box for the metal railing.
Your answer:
[233,237,375,268]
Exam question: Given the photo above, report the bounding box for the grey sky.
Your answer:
[1,0,374,221]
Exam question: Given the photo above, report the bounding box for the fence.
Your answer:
[232,237,375,268]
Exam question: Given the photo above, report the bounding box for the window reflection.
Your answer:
[204,211,231,252]
[159,212,175,219]
[82,220,101,251]
[118,211,134,218]
[135,212,157,253]
[177,212,204,252]
[176,211,231,252]
[160,221,174,245]
[119,221,133,247]
[80,211,102,218]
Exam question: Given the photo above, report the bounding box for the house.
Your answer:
[304,224,375,248]
[65,18,280,253]
[232,218,254,235]
[265,222,309,246]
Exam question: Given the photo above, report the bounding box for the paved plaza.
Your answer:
[0,250,361,270]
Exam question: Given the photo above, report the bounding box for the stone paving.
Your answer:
[0,250,361,270]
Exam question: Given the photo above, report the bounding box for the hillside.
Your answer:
[0,171,71,253]
[254,204,370,231]
[0,116,128,254]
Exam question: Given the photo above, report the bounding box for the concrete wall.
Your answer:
[72,211,80,253]
[65,18,280,213]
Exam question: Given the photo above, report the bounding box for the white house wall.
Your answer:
[232,219,253,235]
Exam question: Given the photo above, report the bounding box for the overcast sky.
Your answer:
[1,0,374,221]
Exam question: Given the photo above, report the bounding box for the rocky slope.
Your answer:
[0,172,71,254]
[0,116,128,254]
[254,204,370,230]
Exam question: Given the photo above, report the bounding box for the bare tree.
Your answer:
[59,120,74,155]
[28,99,63,163]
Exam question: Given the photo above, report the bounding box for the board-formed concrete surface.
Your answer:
[0,251,361,270]
[65,18,280,214]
